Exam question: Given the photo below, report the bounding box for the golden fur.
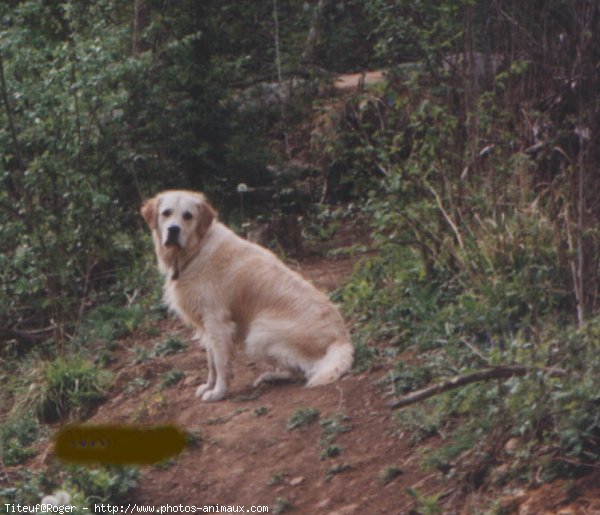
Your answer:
[141,190,353,401]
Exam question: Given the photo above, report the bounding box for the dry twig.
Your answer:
[388,365,567,410]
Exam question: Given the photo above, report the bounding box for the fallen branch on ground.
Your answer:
[388,365,567,410]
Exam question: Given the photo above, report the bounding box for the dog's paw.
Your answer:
[195,383,212,398]
[201,388,227,402]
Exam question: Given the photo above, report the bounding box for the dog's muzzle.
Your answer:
[165,225,181,247]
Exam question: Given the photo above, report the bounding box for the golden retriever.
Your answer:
[141,190,353,401]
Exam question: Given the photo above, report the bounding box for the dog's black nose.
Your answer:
[166,225,181,246]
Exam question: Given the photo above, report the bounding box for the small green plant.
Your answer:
[0,469,49,505]
[325,463,352,481]
[206,408,248,425]
[406,488,442,515]
[319,414,353,450]
[320,445,342,460]
[320,414,353,438]
[422,428,476,473]
[253,406,269,417]
[351,341,377,373]
[128,345,151,365]
[125,377,151,395]
[0,414,39,465]
[233,390,262,402]
[380,465,403,485]
[274,497,293,514]
[267,472,288,486]
[128,337,188,366]
[287,407,320,430]
[153,336,188,357]
[185,428,204,448]
[159,369,185,388]
[388,363,432,394]
[66,466,139,503]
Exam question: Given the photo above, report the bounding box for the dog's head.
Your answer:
[141,190,216,254]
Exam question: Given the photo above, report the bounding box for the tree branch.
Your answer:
[0,50,26,201]
[388,365,567,410]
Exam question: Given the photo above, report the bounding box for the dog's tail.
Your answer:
[306,340,354,387]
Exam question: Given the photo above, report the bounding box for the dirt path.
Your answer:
[84,252,444,514]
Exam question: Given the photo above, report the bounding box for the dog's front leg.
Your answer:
[198,320,234,402]
[195,347,216,398]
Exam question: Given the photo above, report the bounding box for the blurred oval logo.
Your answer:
[55,424,187,465]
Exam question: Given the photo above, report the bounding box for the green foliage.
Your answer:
[153,336,188,357]
[324,462,352,481]
[389,362,432,394]
[37,355,111,421]
[125,377,151,395]
[379,465,403,485]
[80,303,147,344]
[1,0,312,336]
[159,369,185,388]
[320,445,342,460]
[66,466,139,504]
[0,414,39,465]
[267,472,288,487]
[331,0,600,488]
[318,414,351,460]
[127,336,187,366]
[406,487,442,515]
[0,0,388,366]
[0,469,50,507]
[273,497,293,514]
[286,407,320,431]
[350,340,378,373]
[0,465,136,509]
[319,414,353,441]
[253,406,269,417]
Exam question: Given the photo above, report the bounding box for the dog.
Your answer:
[141,190,353,401]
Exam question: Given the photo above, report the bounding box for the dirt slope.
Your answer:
[81,251,444,514]
[27,238,600,513]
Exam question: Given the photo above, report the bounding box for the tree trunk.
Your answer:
[301,0,333,67]
[132,0,150,55]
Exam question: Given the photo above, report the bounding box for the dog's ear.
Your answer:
[141,197,159,230]
[196,201,216,240]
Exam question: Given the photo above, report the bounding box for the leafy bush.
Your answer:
[0,0,287,338]
[334,0,600,488]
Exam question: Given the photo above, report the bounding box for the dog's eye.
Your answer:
[161,209,173,217]
[183,211,193,221]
